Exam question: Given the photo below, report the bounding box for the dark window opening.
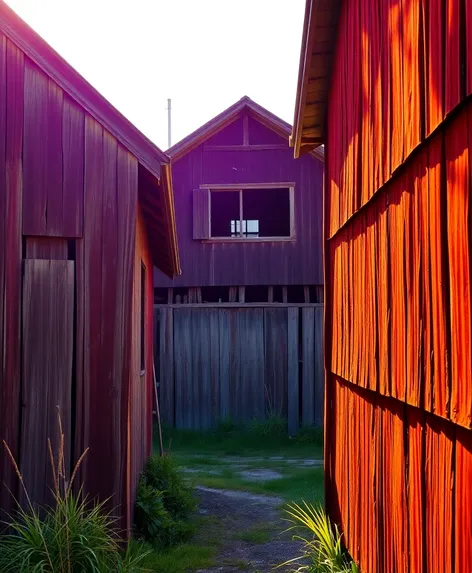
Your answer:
[287,286,306,303]
[173,287,189,304]
[272,286,284,303]
[211,191,239,237]
[210,187,291,239]
[140,263,146,373]
[201,286,230,303]
[155,287,167,304]
[245,285,270,303]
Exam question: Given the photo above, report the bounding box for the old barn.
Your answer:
[0,3,180,532]
[292,0,472,571]
[155,97,324,434]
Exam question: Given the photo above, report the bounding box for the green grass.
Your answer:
[235,524,273,544]
[159,417,324,460]
[194,467,325,504]
[129,540,216,573]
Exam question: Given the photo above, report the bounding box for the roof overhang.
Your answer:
[169,95,324,163]
[139,164,181,278]
[0,0,181,277]
[290,0,340,158]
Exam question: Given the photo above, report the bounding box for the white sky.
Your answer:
[5,0,305,151]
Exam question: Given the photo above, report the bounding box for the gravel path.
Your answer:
[194,485,303,573]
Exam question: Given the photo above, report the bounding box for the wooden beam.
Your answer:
[238,286,245,303]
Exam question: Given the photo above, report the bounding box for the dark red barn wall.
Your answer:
[0,30,154,531]
[325,0,472,571]
[155,115,324,288]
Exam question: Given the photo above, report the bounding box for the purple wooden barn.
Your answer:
[154,97,324,433]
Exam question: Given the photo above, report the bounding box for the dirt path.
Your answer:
[194,486,303,573]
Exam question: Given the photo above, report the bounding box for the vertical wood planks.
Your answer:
[159,305,321,431]
[159,307,174,425]
[20,260,74,506]
[62,95,84,236]
[1,39,24,511]
[287,307,299,435]
[218,309,230,421]
[264,308,288,417]
[313,305,324,426]
[302,307,315,425]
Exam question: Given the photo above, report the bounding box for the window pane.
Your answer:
[211,191,240,237]
[242,188,290,237]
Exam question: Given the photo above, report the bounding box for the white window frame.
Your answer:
[201,182,296,243]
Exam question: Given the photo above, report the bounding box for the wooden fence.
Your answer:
[154,304,323,433]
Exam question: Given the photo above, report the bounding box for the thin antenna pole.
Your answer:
[167,98,172,148]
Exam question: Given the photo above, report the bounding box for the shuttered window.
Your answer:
[193,188,210,239]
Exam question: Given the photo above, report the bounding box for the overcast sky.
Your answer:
[5,0,305,151]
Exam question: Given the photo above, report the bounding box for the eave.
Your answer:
[290,0,341,158]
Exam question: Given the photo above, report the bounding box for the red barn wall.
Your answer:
[325,1,472,571]
[155,115,324,287]
[0,32,152,530]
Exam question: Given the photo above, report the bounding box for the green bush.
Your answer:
[134,455,195,548]
[143,455,195,520]
[281,503,359,573]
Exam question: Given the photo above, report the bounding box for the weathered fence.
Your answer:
[154,304,323,433]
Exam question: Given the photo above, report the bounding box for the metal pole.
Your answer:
[167,98,172,149]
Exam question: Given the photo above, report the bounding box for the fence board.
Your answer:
[240,309,265,420]
[287,307,300,435]
[209,310,220,426]
[159,308,174,425]
[302,307,315,425]
[314,305,324,426]
[219,309,230,421]
[264,308,288,417]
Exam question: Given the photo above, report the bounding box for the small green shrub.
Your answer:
[143,455,195,520]
[281,503,359,573]
[134,455,195,548]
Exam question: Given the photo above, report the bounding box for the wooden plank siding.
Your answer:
[0,21,173,532]
[157,305,323,431]
[320,0,472,570]
[155,114,324,287]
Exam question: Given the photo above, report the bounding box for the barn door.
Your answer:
[20,258,74,506]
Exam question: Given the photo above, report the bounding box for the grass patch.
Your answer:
[235,524,272,544]
[160,417,323,460]
[130,540,216,573]
[193,467,324,505]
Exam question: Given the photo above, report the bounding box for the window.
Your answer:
[140,263,146,373]
[210,186,292,239]
[193,184,294,241]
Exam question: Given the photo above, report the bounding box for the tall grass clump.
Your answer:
[0,411,149,573]
[280,503,359,573]
[134,454,195,548]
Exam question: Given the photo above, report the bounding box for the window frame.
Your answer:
[202,182,296,243]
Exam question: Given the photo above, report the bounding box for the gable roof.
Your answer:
[0,0,180,277]
[290,0,340,158]
[168,96,324,162]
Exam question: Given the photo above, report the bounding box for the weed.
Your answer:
[0,411,148,573]
[280,503,359,573]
